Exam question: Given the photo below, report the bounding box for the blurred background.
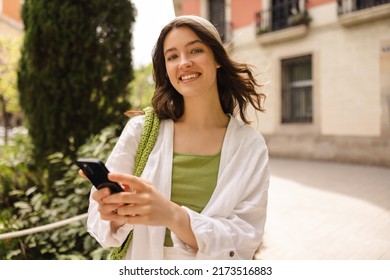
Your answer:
[0,0,389,260]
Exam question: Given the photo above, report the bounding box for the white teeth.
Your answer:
[181,74,197,81]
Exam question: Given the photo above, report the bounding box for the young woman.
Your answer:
[86,15,269,260]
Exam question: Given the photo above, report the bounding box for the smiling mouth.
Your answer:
[180,73,200,82]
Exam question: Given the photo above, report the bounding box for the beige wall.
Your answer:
[0,0,23,38]
[2,0,22,23]
[232,3,388,138]
[231,2,390,165]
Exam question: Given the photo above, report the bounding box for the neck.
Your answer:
[178,96,229,129]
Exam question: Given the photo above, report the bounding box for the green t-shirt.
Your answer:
[164,151,221,247]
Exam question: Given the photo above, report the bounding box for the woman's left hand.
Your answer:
[105,172,198,250]
[103,173,176,227]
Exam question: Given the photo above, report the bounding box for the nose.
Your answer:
[179,57,193,70]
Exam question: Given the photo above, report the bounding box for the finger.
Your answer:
[116,203,150,217]
[108,173,150,192]
[98,201,131,222]
[99,211,128,223]
[122,184,132,192]
[92,187,112,201]
[99,202,122,213]
[78,169,90,182]
[102,192,148,205]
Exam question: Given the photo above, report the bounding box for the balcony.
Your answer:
[256,0,311,45]
[338,0,390,26]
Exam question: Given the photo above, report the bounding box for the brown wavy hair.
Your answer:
[150,16,265,125]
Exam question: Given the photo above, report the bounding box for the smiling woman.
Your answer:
[84,15,270,260]
[164,28,220,102]
[151,16,266,123]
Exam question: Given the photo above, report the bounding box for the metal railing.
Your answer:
[338,0,390,15]
[0,213,88,240]
[255,0,310,35]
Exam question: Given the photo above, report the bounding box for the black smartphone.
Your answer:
[76,158,123,193]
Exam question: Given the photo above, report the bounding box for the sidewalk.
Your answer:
[255,157,390,260]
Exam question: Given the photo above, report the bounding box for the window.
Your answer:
[338,0,390,14]
[272,0,299,31]
[209,0,226,42]
[281,55,313,123]
[256,0,309,33]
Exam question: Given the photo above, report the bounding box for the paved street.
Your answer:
[255,157,390,260]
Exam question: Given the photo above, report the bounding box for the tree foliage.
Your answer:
[0,125,120,259]
[129,63,154,110]
[17,0,136,172]
[0,37,22,145]
[0,0,141,259]
[0,37,21,114]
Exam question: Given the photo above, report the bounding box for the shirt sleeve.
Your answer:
[86,115,144,248]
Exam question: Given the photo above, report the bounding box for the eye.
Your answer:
[166,54,178,61]
[191,48,203,54]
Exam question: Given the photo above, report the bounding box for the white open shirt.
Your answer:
[87,115,270,259]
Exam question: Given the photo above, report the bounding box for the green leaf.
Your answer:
[25,186,38,196]
[14,201,31,210]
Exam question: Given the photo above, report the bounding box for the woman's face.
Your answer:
[163,26,220,99]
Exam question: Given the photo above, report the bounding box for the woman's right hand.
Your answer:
[91,183,127,231]
[79,168,123,219]
[79,169,128,231]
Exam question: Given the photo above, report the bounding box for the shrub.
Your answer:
[18,1,135,178]
[0,125,121,259]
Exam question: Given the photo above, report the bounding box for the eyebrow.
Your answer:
[164,39,204,55]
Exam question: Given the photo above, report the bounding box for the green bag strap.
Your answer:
[134,107,160,177]
[110,107,160,260]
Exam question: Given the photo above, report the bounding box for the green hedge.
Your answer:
[0,124,121,259]
[18,0,135,176]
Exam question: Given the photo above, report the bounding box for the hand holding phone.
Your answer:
[76,158,123,193]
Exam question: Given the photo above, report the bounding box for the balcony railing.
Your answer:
[338,0,390,15]
[256,0,311,35]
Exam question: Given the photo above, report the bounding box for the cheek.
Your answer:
[199,56,218,73]
[165,64,176,83]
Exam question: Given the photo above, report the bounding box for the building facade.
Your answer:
[173,0,390,166]
[0,0,23,37]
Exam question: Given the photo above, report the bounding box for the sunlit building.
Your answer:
[0,0,23,37]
